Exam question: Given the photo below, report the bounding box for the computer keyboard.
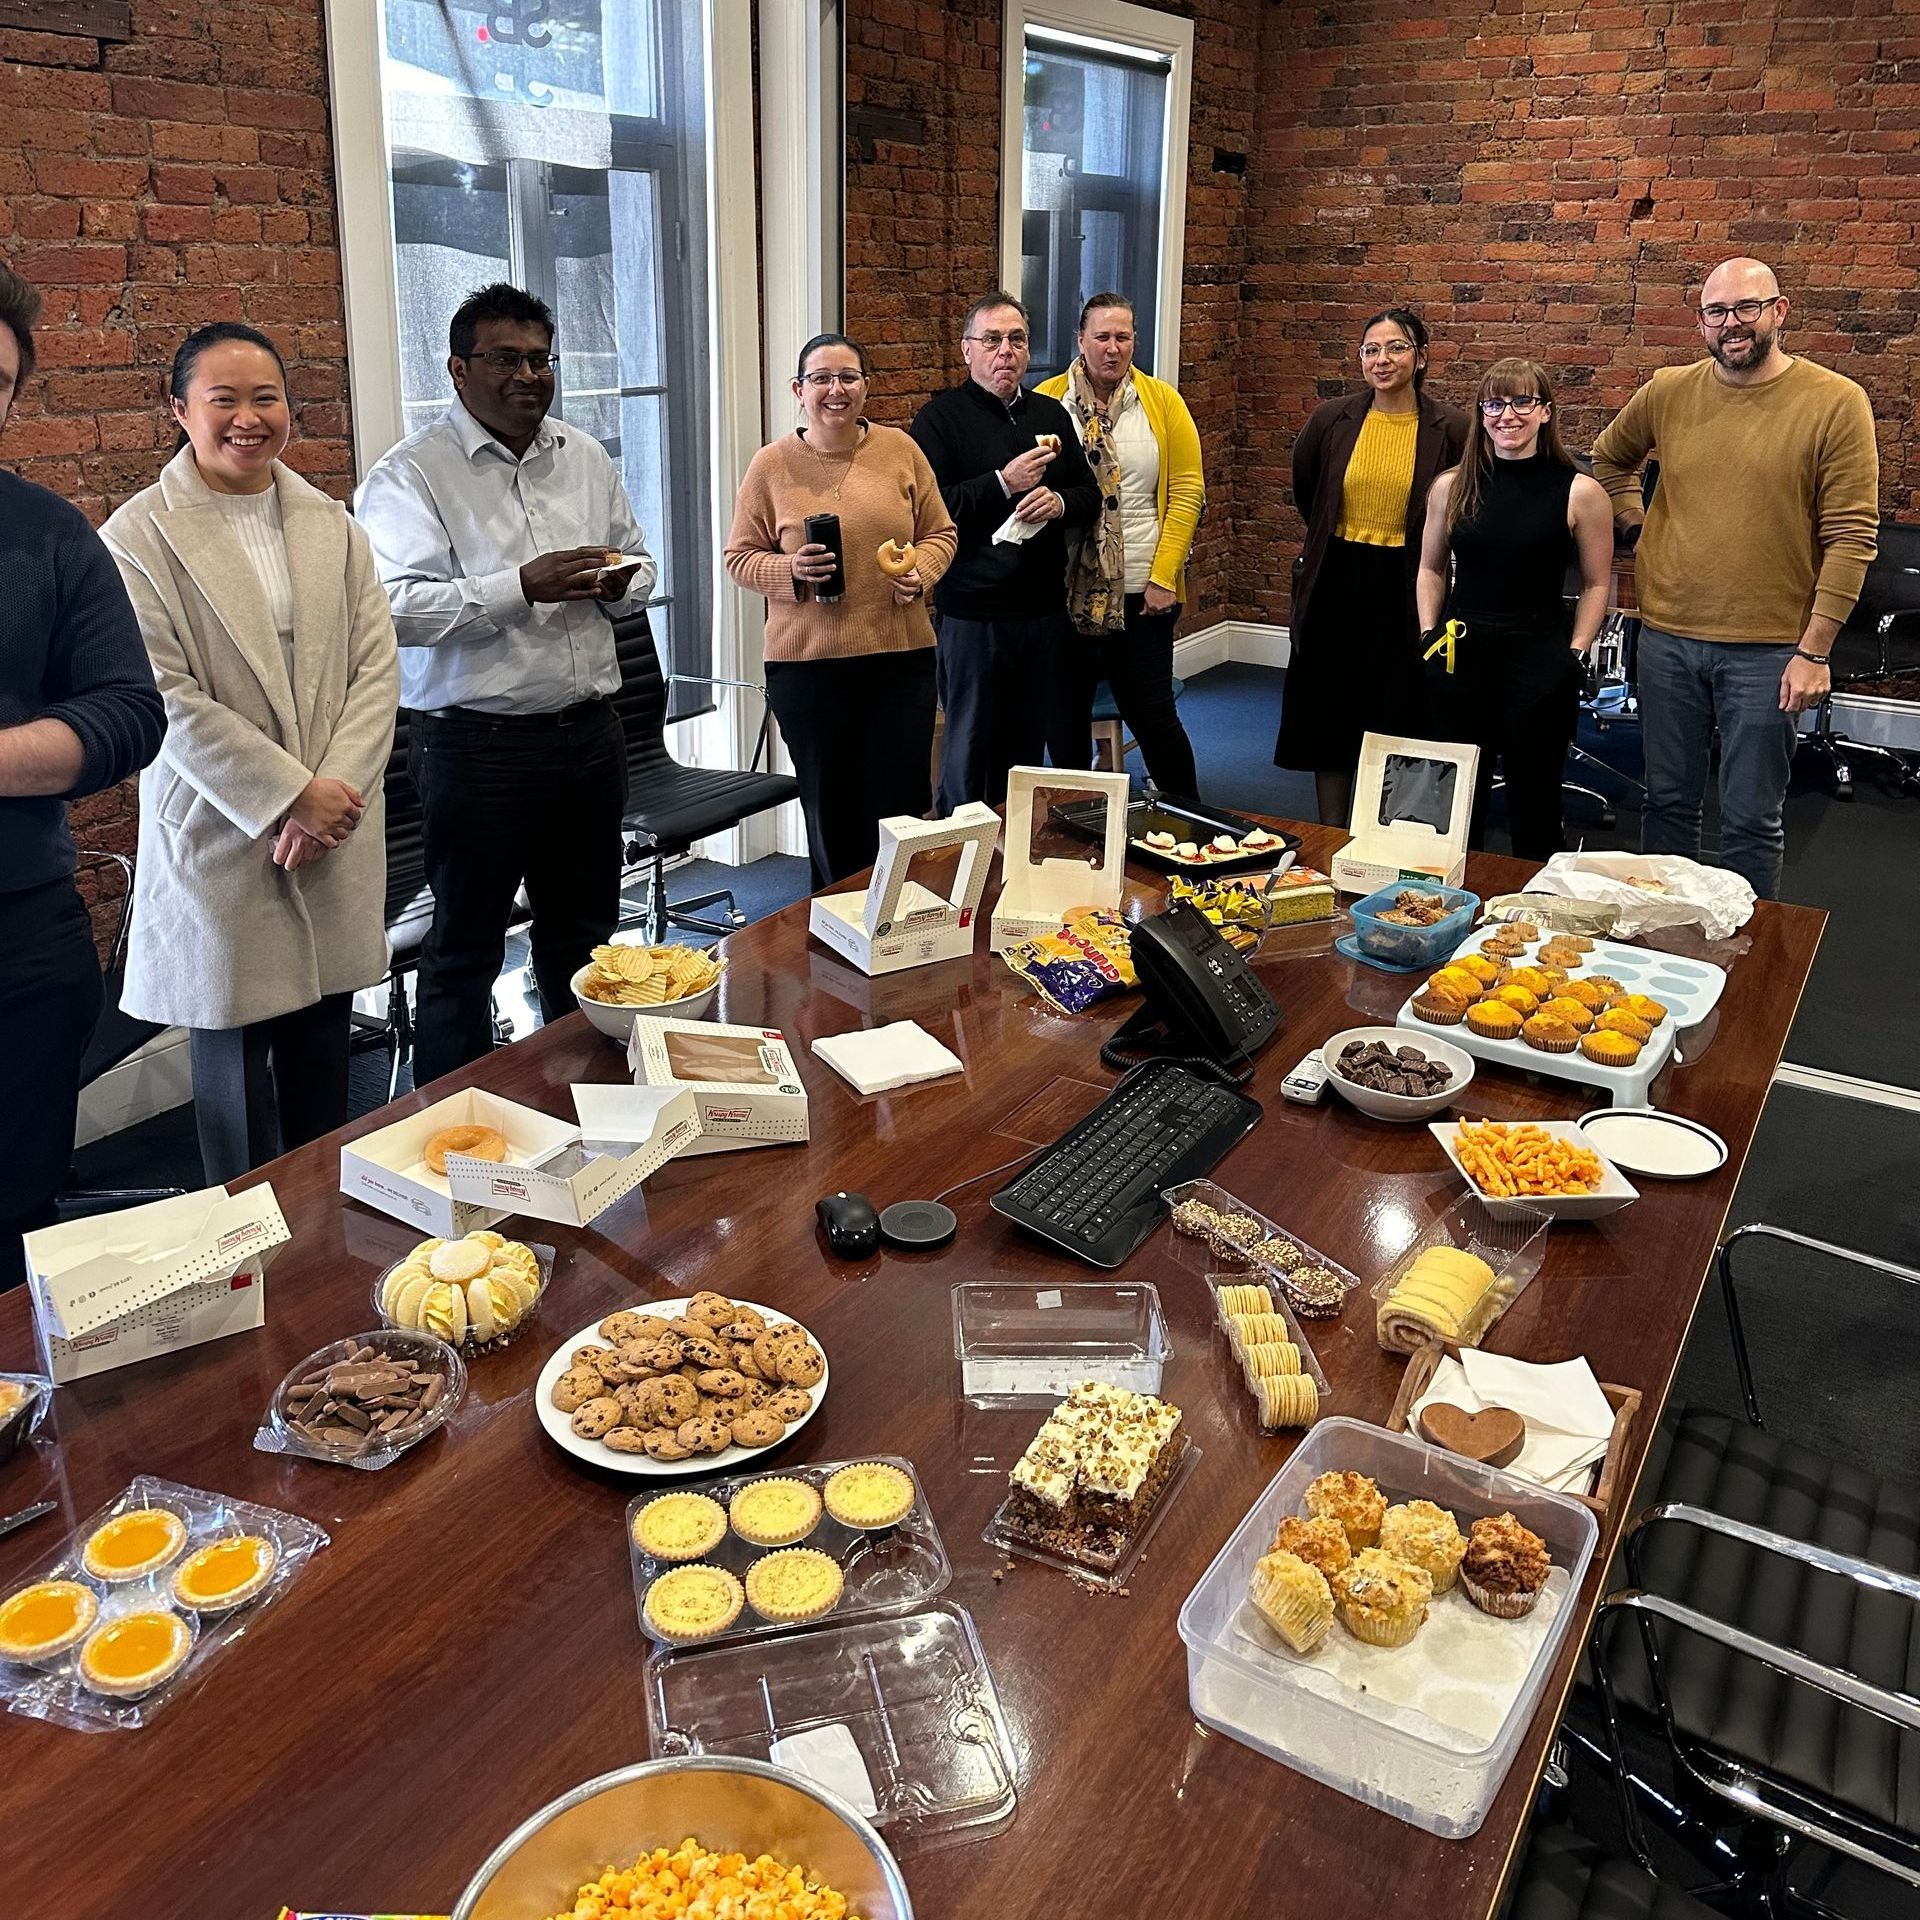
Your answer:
[989,1059,1262,1269]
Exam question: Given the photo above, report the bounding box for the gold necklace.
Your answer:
[802,423,864,501]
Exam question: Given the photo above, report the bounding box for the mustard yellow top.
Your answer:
[1335,407,1419,547]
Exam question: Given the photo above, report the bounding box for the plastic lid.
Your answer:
[1576,1109,1726,1179]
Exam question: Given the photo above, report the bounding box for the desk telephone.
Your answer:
[1109,900,1283,1075]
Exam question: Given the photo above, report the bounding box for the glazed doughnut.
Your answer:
[423,1124,509,1176]
[875,538,918,578]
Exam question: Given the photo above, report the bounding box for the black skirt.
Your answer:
[1273,538,1425,772]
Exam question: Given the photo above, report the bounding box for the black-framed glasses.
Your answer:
[800,370,866,388]
[965,331,1029,352]
[1698,297,1778,326]
[1359,340,1415,360]
[1481,395,1544,417]
[465,349,558,375]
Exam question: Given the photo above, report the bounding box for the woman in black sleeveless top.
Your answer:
[1416,359,1614,859]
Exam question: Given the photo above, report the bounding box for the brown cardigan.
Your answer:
[1289,388,1469,638]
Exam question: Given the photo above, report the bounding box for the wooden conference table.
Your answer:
[0,824,1822,1919]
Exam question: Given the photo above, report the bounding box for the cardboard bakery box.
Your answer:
[627,1017,810,1155]
[809,802,1000,975]
[990,765,1131,953]
[24,1184,289,1384]
[1331,732,1481,895]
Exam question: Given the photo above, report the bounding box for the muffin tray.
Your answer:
[627,1456,950,1648]
[0,1476,327,1732]
[1396,927,1726,1109]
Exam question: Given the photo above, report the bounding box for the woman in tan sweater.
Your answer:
[726,333,958,887]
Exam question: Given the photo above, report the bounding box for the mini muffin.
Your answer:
[1379,1499,1468,1594]
[1427,966,1484,1004]
[1504,921,1541,941]
[1332,1548,1434,1648]
[1491,983,1539,1016]
[1595,1006,1653,1044]
[1248,1549,1334,1654]
[1561,978,1610,1011]
[1583,975,1627,1002]
[727,1476,823,1549]
[1460,1512,1552,1618]
[1455,953,1501,986]
[1270,1512,1353,1581]
[1466,1000,1524,1041]
[1498,966,1555,999]
[633,1492,730,1563]
[1621,994,1669,1027]
[1554,934,1595,953]
[1410,983,1469,1026]
[1304,1470,1387,1549]
[1534,966,1570,991]
[744,1547,844,1625]
[1521,1010,1580,1054]
[1542,995,1594,1033]
[1582,1028,1643,1067]
[1536,943,1584,971]
[1482,936,1528,961]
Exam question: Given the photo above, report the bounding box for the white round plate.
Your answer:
[534,1296,828,1478]
[1577,1108,1727,1180]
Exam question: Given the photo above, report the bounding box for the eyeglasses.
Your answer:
[965,331,1029,352]
[1359,341,1415,361]
[801,370,867,388]
[1480,395,1544,417]
[466,349,557,374]
[1698,297,1778,326]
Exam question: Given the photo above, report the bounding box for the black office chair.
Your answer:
[1799,517,1920,800]
[611,609,799,942]
[1587,1226,1920,1912]
[1503,1820,1731,1920]
[361,712,433,1096]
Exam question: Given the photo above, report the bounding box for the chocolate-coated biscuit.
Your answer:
[571,1395,622,1439]
[730,1407,786,1448]
[643,1427,695,1461]
[677,1412,734,1455]
[775,1341,825,1388]
[696,1367,750,1399]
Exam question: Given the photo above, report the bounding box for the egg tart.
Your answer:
[0,1580,99,1664]
[632,1493,730,1563]
[727,1477,823,1549]
[823,1462,916,1530]
[642,1564,745,1644]
[77,1608,193,1697]
[81,1507,189,1584]
[744,1547,844,1625]
[170,1534,278,1613]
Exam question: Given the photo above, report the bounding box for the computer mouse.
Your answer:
[815,1191,881,1259]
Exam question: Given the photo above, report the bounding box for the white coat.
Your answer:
[101,448,400,1031]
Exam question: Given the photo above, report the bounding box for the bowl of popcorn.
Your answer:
[453,1756,913,1920]
[572,942,726,1040]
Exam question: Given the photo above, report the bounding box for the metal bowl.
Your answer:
[454,1756,913,1920]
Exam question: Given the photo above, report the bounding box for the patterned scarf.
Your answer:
[1064,357,1129,636]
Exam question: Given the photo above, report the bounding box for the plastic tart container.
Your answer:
[0,1371,52,1467]
[1178,1417,1598,1838]
[1162,1177,1362,1319]
[1204,1272,1332,1429]
[628,1456,949,1647]
[951,1281,1170,1405]
[371,1238,554,1355]
[1371,1192,1552,1355]
[259,1328,467,1469]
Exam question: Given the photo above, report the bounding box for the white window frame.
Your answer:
[999,0,1192,381]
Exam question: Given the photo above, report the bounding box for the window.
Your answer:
[377,0,714,694]
[1001,0,1192,385]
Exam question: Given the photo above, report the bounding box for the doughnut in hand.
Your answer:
[423,1124,509,1176]
[1035,433,1061,453]
[875,539,919,578]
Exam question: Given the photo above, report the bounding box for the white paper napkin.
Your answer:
[811,1021,964,1095]
[1411,1351,1615,1494]
[990,509,1044,546]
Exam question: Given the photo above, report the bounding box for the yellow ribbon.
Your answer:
[1422,618,1468,676]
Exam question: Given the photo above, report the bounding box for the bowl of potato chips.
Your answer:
[572,942,726,1039]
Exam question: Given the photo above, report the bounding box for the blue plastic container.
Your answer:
[1346,884,1480,971]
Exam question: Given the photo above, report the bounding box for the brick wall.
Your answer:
[1,0,347,953]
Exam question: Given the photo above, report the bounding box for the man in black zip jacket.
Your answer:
[0,263,167,1287]
[910,291,1099,811]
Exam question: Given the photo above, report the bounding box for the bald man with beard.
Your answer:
[1592,257,1879,900]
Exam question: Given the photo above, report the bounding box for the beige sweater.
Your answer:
[725,424,957,662]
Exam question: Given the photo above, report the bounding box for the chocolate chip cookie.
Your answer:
[571,1395,623,1440]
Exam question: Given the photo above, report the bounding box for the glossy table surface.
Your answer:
[0,824,1822,1919]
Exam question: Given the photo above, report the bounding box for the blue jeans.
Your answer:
[1637,625,1798,900]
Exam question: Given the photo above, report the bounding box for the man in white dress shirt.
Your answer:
[357,283,656,1083]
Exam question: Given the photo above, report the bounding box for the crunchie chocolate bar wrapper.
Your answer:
[1001,910,1138,1014]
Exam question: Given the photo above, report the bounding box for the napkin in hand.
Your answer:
[991,509,1044,546]
[811,1021,963,1096]
[1412,1351,1616,1493]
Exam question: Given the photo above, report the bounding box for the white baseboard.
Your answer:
[1176,620,1290,674]
[75,1027,193,1148]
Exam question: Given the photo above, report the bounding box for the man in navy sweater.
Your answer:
[0,264,167,1287]
[910,291,1099,811]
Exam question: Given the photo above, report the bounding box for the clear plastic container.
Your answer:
[1371,1193,1552,1355]
[1347,884,1480,970]
[628,1457,950,1646]
[951,1281,1169,1405]
[1204,1272,1332,1428]
[1177,1417,1598,1838]
[646,1602,1017,1850]
[1163,1177,1361,1320]
[371,1238,554,1356]
[0,1371,52,1467]
[257,1328,467,1469]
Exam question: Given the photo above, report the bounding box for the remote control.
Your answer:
[1280,1050,1329,1104]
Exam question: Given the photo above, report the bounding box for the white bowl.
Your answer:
[1430,1118,1640,1219]
[571,962,720,1041]
[1322,1026,1476,1122]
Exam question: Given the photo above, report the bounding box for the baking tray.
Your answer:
[1050,795,1301,877]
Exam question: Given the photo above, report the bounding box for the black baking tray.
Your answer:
[1049,796,1302,878]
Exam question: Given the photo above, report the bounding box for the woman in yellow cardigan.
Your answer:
[1037,292,1205,797]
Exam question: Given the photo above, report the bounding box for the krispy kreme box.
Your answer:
[1331,732,1480,895]
[627,1018,810,1156]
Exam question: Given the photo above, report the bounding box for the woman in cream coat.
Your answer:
[103,322,398,1182]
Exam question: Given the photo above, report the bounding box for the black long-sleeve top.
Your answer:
[1,469,167,894]
[908,378,1100,620]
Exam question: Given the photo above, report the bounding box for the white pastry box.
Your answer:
[990,765,1130,953]
[340,1084,700,1236]
[1330,732,1481,896]
[627,1018,810,1156]
[809,803,1000,976]
[24,1184,289,1384]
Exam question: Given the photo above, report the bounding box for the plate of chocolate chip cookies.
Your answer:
[536,1292,829,1476]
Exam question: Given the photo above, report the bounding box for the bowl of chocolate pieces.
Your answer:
[1322,1026,1474,1122]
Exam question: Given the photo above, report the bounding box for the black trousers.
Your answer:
[766,650,936,889]
[1041,594,1200,799]
[0,878,102,1290]
[189,992,352,1186]
[408,699,628,1085]
[933,611,1062,813]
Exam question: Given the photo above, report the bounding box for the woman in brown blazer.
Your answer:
[1273,307,1469,824]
